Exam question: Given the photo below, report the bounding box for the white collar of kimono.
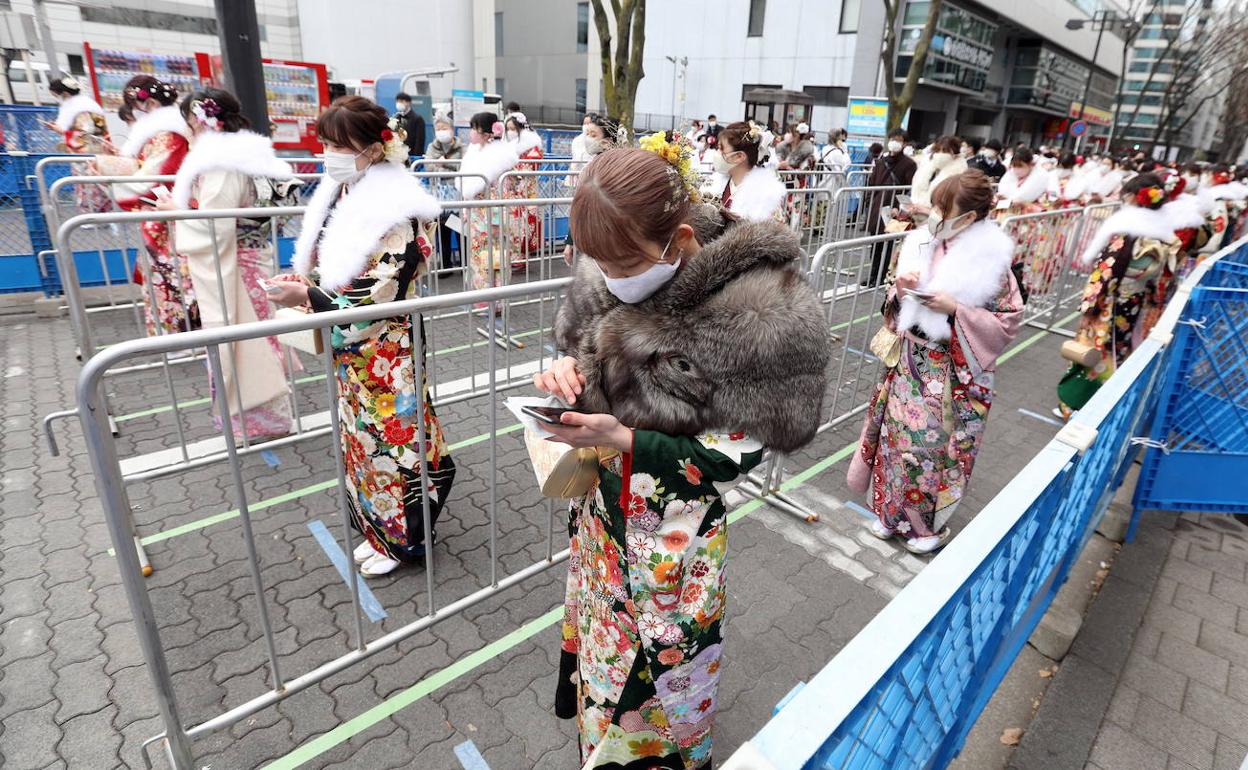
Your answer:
[292,160,442,291]
[727,166,786,223]
[54,94,105,132]
[120,105,191,158]
[1078,204,1181,266]
[171,130,295,209]
[894,218,1014,342]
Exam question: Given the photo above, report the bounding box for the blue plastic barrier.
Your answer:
[728,239,1247,770]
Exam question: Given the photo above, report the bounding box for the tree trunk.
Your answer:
[883,0,944,132]
[590,0,646,141]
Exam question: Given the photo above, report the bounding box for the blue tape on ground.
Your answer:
[454,740,491,770]
[261,450,281,468]
[844,500,875,520]
[306,520,387,622]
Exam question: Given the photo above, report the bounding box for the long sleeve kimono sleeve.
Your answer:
[96,132,190,206]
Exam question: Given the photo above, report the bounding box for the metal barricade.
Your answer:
[76,277,573,769]
[827,185,911,242]
[1000,206,1085,328]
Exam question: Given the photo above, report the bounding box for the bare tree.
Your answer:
[1115,0,1195,141]
[589,0,646,137]
[1218,56,1248,160]
[1106,0,1154,150]
[879,0,944,132]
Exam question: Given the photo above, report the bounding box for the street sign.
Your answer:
[846,96,890,137]
[1069,120,1088,137]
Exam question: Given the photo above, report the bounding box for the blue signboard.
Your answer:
[846,96,891,137]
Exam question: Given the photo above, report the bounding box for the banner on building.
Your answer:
[1068,102,1113,127]
[846,96,891,136]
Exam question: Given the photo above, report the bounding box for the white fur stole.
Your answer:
[1079,205,1180,266]
[458,140,520,199]
[120,105,191,158]
[171,130,294,209]
[55,94,105,132]
[728,166,786,222]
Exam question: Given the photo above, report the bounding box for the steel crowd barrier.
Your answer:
[722,234,1248,770]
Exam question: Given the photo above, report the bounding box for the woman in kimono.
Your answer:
[535,145,830,769]
[847,170,1024,554]
[459,111,520,300]
[94,75,194,336]
[501,111,544,267]
[994,147,1051,217]
[166,88,298,440]
[50,76,109,153]
[910,135,968,213]
[1055,174,1181,417]
[704,121,785,223]
[270,96,455,578]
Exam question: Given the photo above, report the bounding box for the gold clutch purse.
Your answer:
[524,431,618,499]
[869,324,903,369]
[274,306,324,356]
[1060,339,1099,368]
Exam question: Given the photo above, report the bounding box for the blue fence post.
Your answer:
[13,153,57,295]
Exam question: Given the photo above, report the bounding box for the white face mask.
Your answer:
[712,149,736,175]
[931,152,953,169]
[505,130,519,142]
[888,140,903,154]
[435,129,453,143]
[396,103,410,114]
[902,145,915,157]
[597,234,680,303]
[708,120,717,127]
[926,210,974,241]
[1182,174,1200,189]
[323,150,365,185]
[983,149,998,160]
[585,137,607,156]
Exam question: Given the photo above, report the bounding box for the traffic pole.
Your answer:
[214,0,270,135]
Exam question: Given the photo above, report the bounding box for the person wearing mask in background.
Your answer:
[541,144,829,770]
[819,127,851,176]
[393,92,426,160]
[868,142,884,164]
[902,142,917,158]
[504,100,521,116]
[779,122,815,172]
[968,138,1006,179]
[94,75,195,337]
[49,76,113,213]
[459,111,521,301]
[166,87,298,441]
[501,111,545,266]
[424,114,467,268]
[561,114,621,264]
[704,113,722,151]
[910,134,967,213]
[570,112,597,165]
[848,169,1023,554]
[1091,156,1126,200]
[864,128,918,286]
[1055,173,1180,418]
[996,146,1050,215]
[1048,151,1080,204]
[711,121,786,222]
[960,137,980,161]
[271,96,455,578]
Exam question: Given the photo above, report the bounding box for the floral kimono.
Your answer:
[556,432,764,769]
[294,161,455,562]
[459,139,520,295]
[54,94,113,212]
[171,129,301,440]
[1057,207,1179,414]
[848,220,1023,537]
[95,105,195,336]
[501,130,544,264]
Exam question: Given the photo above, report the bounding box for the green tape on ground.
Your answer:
[263,606,565,770]
[998,311,1081,365]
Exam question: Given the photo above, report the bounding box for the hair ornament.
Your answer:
[382,116,408,164]
[491,121,504,138]
[1135,186,1164,207]
[189,98,222,130]
[639,130,702,205]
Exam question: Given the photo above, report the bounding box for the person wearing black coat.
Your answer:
[864,128,918,285]
[968,138,1007,179]
[393,92,426,158]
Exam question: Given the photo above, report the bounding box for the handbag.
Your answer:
[274,306,324,356]
[1059,338,1099,368]
[869,324,903,369]
[523,430,615,499]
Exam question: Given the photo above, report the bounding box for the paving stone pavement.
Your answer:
[1,292,1082,769]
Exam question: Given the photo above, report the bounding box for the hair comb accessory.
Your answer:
[491,121,505,138]
[382,116,409,164]
[639,131,703,204]
[189,99,221,130]
[1135,186,1164,207]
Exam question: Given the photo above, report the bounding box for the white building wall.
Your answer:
[632,0,857,132]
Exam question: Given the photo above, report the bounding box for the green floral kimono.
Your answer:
[556,430,764,770]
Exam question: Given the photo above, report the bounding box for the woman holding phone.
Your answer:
[270,96,455,578]
[534,143,829,768]
[848,169,1024,554]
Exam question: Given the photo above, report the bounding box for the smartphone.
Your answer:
[522,405,580,425]
[139,197,161,206]
[258,278,284,295]
[896,194,913,208]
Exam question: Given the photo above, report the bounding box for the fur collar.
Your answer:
[1161,195,1208,230]
[121,105,191,158]
[459,140,519,199]
[171,131,294,209]
[657,219,801,312]
[894,220,1013,342]
[999,167,1050,203]
[293,161,441,290]
[1079,205,1179,265]
[1209,181,1248,201]
[1092,169,1125,198]
[507,128,543,156]
[912,156,968,204]
[55,94,105,132]
[728,166,786,222]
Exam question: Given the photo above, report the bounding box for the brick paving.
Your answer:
[1,286,1094,769]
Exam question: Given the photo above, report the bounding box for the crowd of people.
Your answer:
[45,76,1248,769]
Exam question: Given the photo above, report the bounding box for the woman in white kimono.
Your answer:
[166,88,298,440]
[459,111,520,305]
[910,135,969,212]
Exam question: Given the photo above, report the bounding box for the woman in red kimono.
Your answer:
[95,75,195,335]
[501,111,544,268]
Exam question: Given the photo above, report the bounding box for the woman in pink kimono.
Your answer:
[848,169,1024,554]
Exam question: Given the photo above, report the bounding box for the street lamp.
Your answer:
[1065,11,1141,153]
[664,55,686,131]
